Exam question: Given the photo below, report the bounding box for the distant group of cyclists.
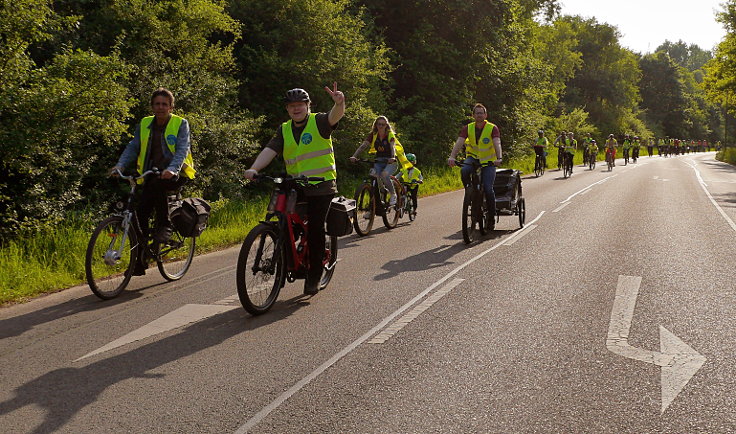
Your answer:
[532,130,721,173]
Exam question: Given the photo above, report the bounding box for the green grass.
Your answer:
[716,147,736,165]
[2,154,593,305]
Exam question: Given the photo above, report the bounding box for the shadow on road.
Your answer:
[0,301,298,434]
[0,280,173,341]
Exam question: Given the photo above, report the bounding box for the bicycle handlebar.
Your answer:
[112,168,162,184]
[252,174,325,184]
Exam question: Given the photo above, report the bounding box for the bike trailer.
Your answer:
[170,197,211,237]
[493,169,521,213]
[326,196,356,237]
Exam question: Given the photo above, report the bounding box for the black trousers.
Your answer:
[407,186,419,209]
[305,193,335,284]
[138,176,189,238]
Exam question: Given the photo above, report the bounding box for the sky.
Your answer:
[558,0,728,53]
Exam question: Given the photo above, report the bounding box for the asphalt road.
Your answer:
[1,151,735,433]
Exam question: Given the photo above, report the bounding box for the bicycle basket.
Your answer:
[171,197,211,237]
[326,196,356,237]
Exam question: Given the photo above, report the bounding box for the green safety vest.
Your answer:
[466,121,497,164]
[138,115,196,183]
[623,139,631,149]
[535,137,548,148]
[564,138,576,154]
[282,113,337,184]
[369,130,398,154]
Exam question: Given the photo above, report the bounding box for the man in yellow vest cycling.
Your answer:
[447,103,503,227]
[111,87,195,275]
[245,84,345,295]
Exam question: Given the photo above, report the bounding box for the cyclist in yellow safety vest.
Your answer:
[111,87,195,276]
[396,153,423,214]
[533,129,549,169]
[564,132,577,174]
[244,84,345,295]
[349,115,413,206]
[447,103,503,228]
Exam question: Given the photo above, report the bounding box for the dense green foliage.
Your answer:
[0,0,730,247]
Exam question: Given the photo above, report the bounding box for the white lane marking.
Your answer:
[561,175,615,204]
[553,202,571,213]
[579,188,592,196]
[504,224,538,246]
[606,276,706,414]
[367,278,464,344]
[74,295,240,362]
[684,159,736,233]
[235,212,547,433]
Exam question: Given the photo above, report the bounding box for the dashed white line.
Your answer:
[504,224,538,246]
[367,278,464,344]
[553,202,571,213]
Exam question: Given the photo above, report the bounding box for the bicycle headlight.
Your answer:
[273,177,283,184]
[114,201,125,211]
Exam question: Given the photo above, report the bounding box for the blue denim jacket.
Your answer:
[116,117,191,175]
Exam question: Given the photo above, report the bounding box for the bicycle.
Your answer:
[533,151,546,177]
[400,180,421,221]
[458,161,492,244]
[588,151,596,170]
[632,146,639,163]
[623,148,630,165]
[606,150,615,171]
[85,169,196,299]
[562,152,573,178]
[352,159,404,236]
[236,175,338,315]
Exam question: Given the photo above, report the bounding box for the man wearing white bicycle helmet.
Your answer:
[244,83,345,295]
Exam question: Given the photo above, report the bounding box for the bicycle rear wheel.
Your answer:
[382,177,402,229]
[157,231,196,281]
[236,223,284,315]
[319,235,338,289]
[534,157,543,177]
[353,183,374,236]
[86,216,138,300]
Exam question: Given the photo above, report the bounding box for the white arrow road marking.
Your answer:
[606,275,706,414]
[74,297,239,362]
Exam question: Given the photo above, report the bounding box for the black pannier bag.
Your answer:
[170,198,211,237]
[326,196,356,237]
[493,169,521,214]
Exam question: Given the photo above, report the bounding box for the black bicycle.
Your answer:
[352,159,404,236]
[562,151,573,178]
[623,148,630,165]
[400,180,421,221]
[588,150,596,170]
[459,161,492,244]
[85,169,196,299]
[534,152,545,177]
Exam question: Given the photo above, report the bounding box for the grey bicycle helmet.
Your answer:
[284,88,310,103]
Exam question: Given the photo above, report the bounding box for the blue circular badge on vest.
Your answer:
[166,134,177,146]
[301,133,313,145]
[482,137,490,144]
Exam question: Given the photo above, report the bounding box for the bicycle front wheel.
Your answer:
[353,183,374,236]
[461,189,478,244]
[157,231,196,281]
[319,235,339,290]
[236,223,284,315]
[382,177,402,229]
[86,216,138,300]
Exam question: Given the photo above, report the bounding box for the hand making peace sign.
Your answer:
[324,82,345,105]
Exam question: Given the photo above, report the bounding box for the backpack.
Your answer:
[170,198,211,237]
